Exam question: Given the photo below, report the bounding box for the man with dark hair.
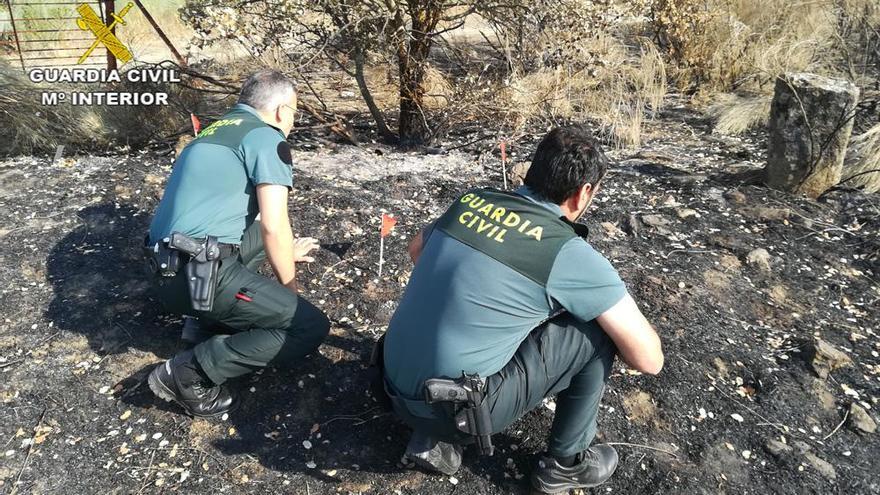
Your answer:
[381,126,663,493]
[144,69,330,418]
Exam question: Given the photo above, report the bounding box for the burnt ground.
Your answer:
[0,103,878,494]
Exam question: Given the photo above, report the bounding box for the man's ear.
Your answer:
[274,105,283,124]
[580,183,593,205]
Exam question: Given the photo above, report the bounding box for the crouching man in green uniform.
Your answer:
[381,126,664,493]
[145,70,330,418]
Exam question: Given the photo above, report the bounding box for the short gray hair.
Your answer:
[238,70,296,112]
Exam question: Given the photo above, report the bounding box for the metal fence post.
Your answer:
[4,0,27,72]
[105,0,117,71]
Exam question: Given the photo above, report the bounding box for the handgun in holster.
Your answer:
[424,373,494,456]
[167,232,221,313]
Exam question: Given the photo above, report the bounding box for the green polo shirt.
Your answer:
[384,186,627,399]
[149,104,293,245]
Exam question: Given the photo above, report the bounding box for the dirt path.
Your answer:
[0,106,878,494]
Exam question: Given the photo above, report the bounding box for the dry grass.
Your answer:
[842,123,880,193]
[657,0,843,93]
[503,37,666,147]
[0,60,199,155]
[117,1,194,64]
[0,61,103,153]
[656,0,880,134]
[707,93,773,135]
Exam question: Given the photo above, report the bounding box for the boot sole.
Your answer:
[530,462,619,494]
[147,364,234,419]
[529,479,604,495]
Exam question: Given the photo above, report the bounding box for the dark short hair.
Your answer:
[524,126,610,204]
[238,69,296,112]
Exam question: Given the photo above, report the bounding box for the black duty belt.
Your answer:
[143,232,238,312]
[143,236,239,262]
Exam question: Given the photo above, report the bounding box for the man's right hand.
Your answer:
[293,237,319,263]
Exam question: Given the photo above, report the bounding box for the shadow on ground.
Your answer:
[45,202,179,360]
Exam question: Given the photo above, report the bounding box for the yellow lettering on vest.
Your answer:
[469,197,485,208]
[519,219,531,233]
[495,229,507,243]
[232,119,243,125]
[476,219,493,233]
[467,214,479,228]
[503,212,520,227]
[461,193,475,204]
[488,226,499,238]
[490,207,505,222]
[477,203,494,216]
[459,211,473,225]
[526,226,543,241]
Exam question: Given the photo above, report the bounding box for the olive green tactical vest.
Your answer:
[193,107,271,149]
[435,188,589,286]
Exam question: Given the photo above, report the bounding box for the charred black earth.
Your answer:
[0,105,878,494]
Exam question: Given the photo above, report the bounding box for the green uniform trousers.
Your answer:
[151,220,330,385]
[392,313,616,458]
[485,313,616,457]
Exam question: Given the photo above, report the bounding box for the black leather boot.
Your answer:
[530,444,619,494]
[148,349,238,418]
[404,430,463,475]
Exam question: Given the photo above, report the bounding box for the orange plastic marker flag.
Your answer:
[190,113,201,137]
[380,213,397,238]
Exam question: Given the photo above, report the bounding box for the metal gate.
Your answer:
[1,0,185,72]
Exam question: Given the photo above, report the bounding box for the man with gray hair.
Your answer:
[145,69,330,418]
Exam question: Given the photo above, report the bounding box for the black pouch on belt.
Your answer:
[143,234,181,277]
[168,232,221,312]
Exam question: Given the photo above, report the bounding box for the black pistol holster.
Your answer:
[143,232,222,313]
[424,373,494,456]
[168,232,221,313]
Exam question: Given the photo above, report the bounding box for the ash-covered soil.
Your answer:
[0,104,878,494]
